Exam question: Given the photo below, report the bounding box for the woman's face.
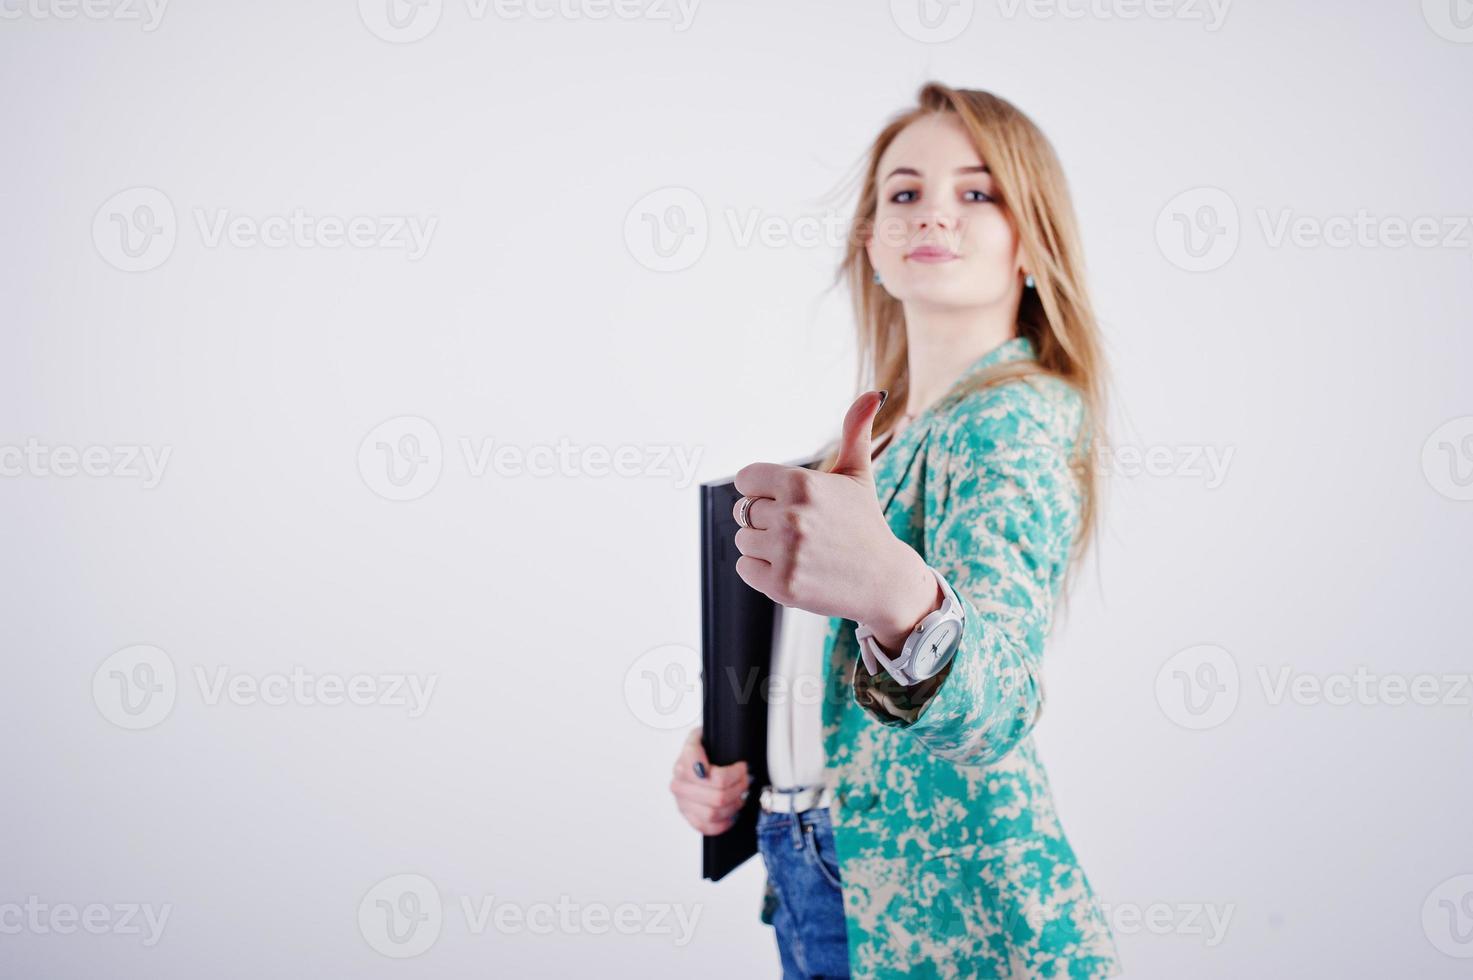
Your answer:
[865,113,1025,309]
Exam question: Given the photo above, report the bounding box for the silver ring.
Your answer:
[735,495,756,529]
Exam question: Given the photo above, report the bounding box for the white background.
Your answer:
[2,0,1471,976]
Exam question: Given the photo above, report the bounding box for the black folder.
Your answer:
[698,450,827,882]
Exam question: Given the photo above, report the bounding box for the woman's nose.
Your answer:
[916,209,958,233]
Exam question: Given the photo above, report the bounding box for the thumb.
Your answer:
[829,389,888,481]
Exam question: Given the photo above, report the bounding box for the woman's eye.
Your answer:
[890,188,992,204]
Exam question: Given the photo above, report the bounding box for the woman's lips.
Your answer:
[906,247,958,262]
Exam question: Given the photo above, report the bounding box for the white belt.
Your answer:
[759,784,834,813]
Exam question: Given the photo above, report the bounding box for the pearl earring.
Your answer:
[872,271,882,284]
[1024,273,1035,289]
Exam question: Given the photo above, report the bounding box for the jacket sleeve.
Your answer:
[851,378,1084,767]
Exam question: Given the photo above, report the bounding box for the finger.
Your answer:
[692,800,744,829]
[734,554,776,598]
[676,758,749,791]
[829,389,887,480]
[673,752,748,786]
[684,804,738,836]
[670,776,747,809]
[678,727,710,773]
[731,495,777,532]
[733,525,783,563]
[734,462,797,502]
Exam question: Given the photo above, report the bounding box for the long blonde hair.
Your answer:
[817,81,1107,573]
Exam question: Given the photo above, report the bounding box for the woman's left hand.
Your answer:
[732,391,939,646]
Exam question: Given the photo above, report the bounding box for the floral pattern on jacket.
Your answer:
[761,335,1122,980]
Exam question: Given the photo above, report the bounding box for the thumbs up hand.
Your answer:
[732,390,939,641]
[828,387,884,488]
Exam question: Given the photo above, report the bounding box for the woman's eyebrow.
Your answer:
[883,164,990,181]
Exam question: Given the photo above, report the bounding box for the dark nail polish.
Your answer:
[877,389,889,409]
[694,761,707,779]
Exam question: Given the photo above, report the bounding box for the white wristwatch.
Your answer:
[855,567,966,687]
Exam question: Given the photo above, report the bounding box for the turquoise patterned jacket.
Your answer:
[762,335,1122,979]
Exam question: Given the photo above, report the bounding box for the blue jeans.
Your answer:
[756,806,851,979]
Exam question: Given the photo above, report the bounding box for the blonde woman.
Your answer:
[670,81,1121,978]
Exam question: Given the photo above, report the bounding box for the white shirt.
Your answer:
[763,425,905,798]
[764,601,833,792]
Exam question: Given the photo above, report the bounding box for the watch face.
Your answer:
[912,621,961,678]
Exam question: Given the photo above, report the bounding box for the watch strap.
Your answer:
[855,567,963,686]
